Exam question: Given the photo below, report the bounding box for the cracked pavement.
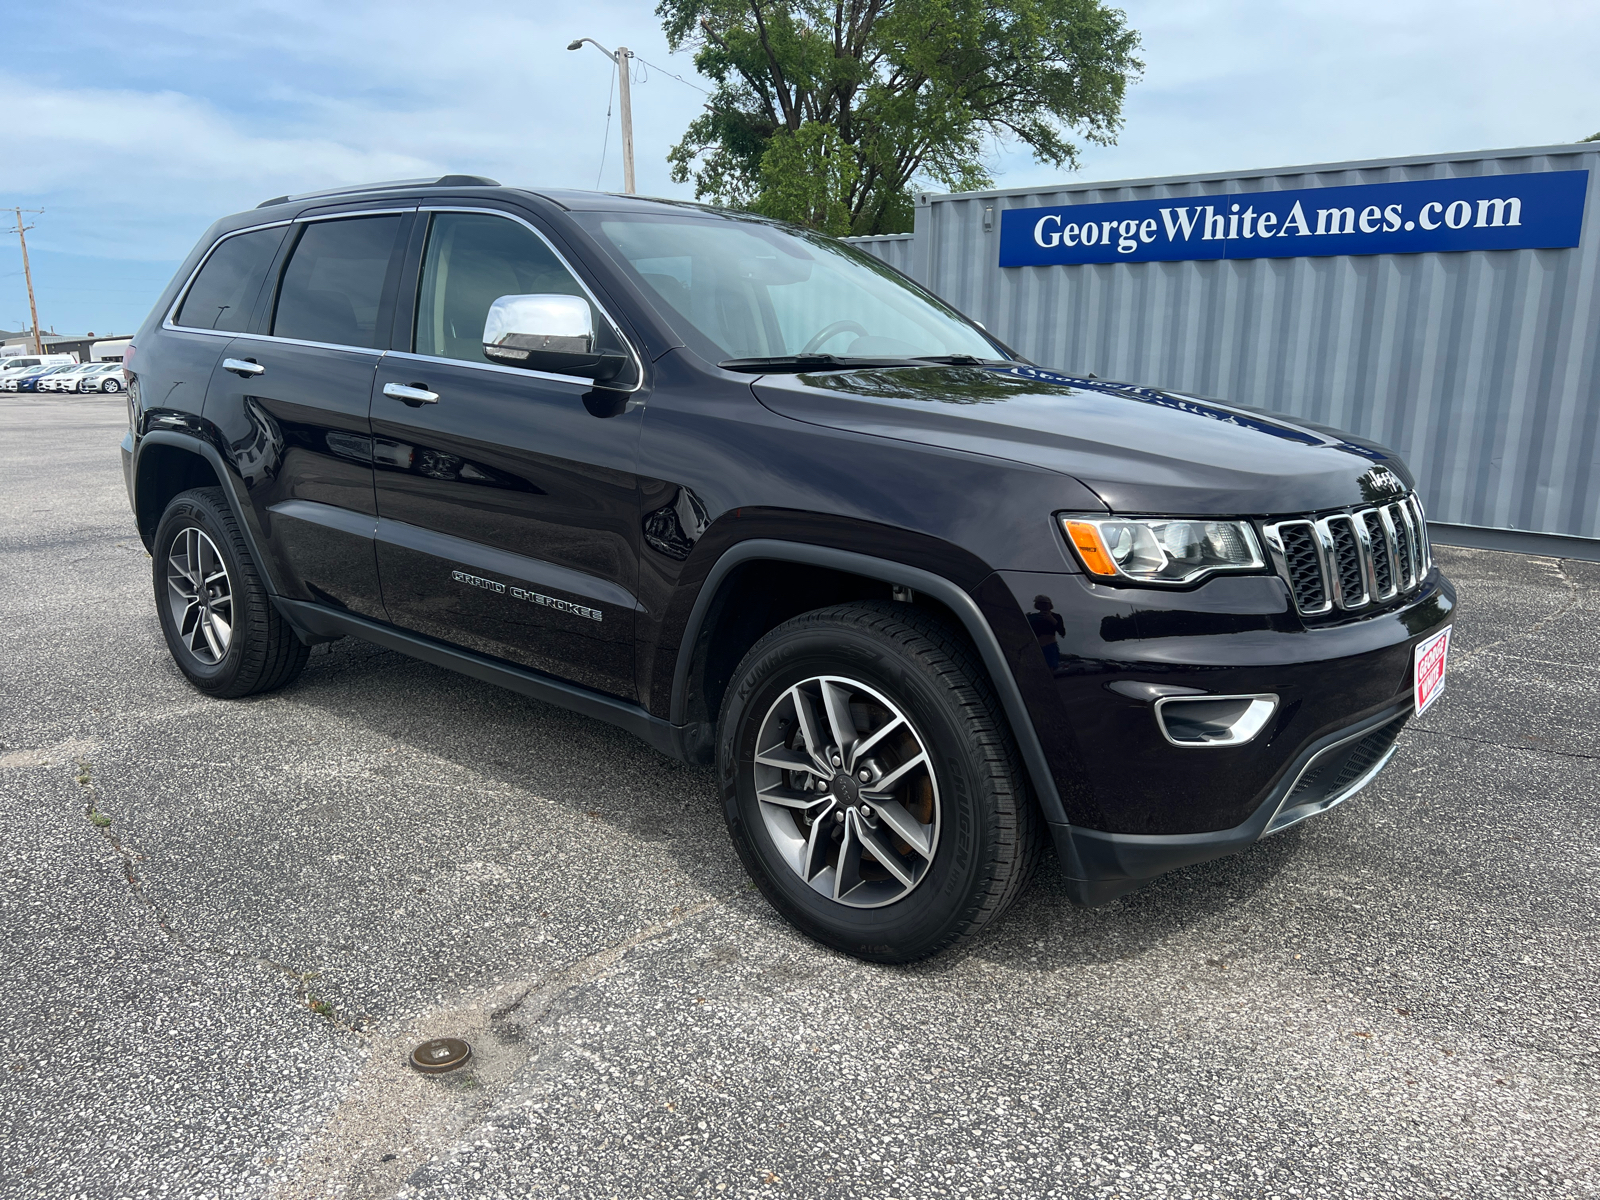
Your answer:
[1,393,1596,1199]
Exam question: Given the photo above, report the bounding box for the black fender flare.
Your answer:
[133,429,288,597]
[667,538,1072,835]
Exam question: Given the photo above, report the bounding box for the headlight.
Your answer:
[1060,515,1264,585]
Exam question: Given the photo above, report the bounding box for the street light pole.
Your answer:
[568,37,635,194]
[11,208,43,354]
[616,46,635,196]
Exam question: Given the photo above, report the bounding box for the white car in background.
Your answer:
[39,363,98,392]
[75,363,125,393]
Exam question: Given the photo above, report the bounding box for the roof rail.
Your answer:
[256,174,501,209]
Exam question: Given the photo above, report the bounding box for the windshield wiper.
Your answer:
[717,354,924,373]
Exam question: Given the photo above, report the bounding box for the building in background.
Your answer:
[848,142,1600,561]
[1,331,133,362]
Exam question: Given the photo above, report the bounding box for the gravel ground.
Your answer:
[0,393,1595,1200]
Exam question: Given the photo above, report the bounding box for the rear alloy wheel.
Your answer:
[719,601,1040,963]
[153,487,308,698]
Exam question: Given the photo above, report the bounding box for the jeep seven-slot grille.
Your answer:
[1264,495,1431,616]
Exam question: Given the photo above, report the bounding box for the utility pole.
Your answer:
[568,38,636,194]
[11,208,43,353]
[616,46,635,196]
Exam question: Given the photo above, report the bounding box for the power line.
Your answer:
[630,54,712,95]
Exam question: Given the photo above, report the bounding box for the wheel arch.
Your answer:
[132,433,285,595]
[134,437,222,547]
[670,539,1071,832]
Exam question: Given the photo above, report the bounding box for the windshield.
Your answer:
[575,211,1004,366]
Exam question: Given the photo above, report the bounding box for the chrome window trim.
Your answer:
[163,207,419,337]
[161,218,293,333]
[412,205,645,394]
[294,206,419,223]
[229,331,385,357]
[384,348,602,389]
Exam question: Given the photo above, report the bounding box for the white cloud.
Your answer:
[7,0,1600,334]
[998,0,1600,187]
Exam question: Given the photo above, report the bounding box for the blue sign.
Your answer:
[998,170,1589,266]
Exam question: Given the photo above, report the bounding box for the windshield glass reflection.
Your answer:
[576,212,1001,365]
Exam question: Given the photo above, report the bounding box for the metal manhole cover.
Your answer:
[409,1037,472,1074]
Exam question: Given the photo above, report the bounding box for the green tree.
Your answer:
[658,0,1142,235]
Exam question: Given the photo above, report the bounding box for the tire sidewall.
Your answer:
[152,493,250,693]
[719,619,993,961]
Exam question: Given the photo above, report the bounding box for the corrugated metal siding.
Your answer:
[901,145,1600,541]
[842,233,917,276]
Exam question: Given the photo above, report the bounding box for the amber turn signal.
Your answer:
[1063,520,1120,578]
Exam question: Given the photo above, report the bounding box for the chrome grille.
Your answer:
[1264,495,1431,616]
[1361,511,1393,594]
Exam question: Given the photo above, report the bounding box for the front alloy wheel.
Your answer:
[753,675,939,908]
[720,601,1041,963]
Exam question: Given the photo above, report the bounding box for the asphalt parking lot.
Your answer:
[1,392,1596,1200]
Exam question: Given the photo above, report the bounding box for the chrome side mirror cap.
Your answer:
[482,294,626,382]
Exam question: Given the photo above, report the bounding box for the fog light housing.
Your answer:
[1154,693,1278,747]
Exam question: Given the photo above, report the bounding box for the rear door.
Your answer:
[151,223,288,417]
[202,209,410,619]
[370,206,643,700]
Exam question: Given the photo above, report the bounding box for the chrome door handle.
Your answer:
[383,381,439,406]
[223,358,265,377]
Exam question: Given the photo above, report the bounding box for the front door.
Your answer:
[371,208,642,700]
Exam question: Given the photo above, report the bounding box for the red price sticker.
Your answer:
[1413,626,1451,715]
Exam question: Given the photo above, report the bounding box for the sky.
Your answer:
[3,0,1598,338]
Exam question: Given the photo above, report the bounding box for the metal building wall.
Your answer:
[893,145,1600,545]
[842,232,917,276]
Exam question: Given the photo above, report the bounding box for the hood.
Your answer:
[752,363,1414,516]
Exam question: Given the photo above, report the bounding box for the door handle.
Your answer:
[223,358,265,377]
[383,381,439,406]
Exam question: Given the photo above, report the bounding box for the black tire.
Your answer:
[717,601,1041,963]
[152,487,308,698]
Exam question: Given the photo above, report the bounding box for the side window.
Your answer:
[415,213,609,366]
[272,215,403,349]
[173,226,287,332]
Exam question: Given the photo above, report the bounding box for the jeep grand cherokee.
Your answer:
[121,176,1455,962]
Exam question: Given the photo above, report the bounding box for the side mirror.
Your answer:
[482,294,626,382]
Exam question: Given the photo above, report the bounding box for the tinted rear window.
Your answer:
[272,216,402,349]
[174,227,288,331]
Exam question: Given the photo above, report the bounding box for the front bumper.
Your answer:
[984,565,1455,904]
[1051,699,1410,905]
